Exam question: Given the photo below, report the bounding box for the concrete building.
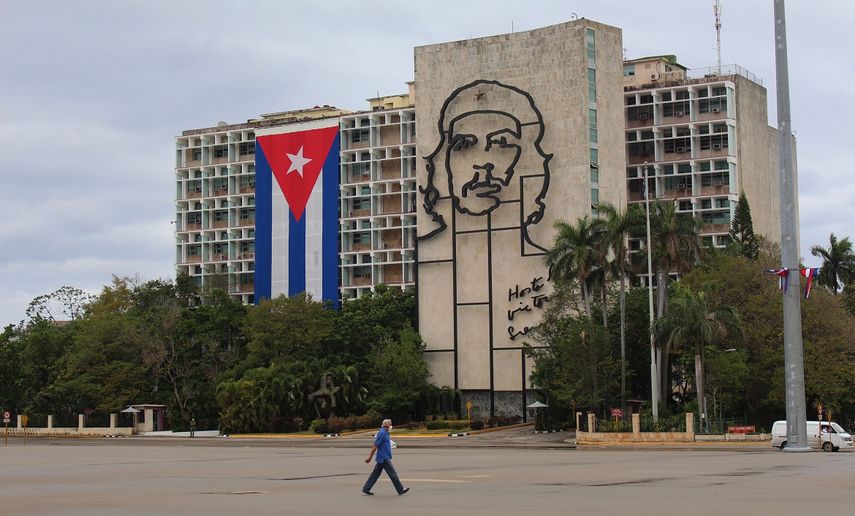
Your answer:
[339,85,417,299]
[175,101,421,303]
[414,19,625,418]
[623,56,783,261]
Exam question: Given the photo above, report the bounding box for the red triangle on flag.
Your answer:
[257,126,339,221]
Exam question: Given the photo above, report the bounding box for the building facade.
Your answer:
[623,56,783,263]
[414,20,625,418]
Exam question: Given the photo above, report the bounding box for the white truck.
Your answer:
[770,420,853,452]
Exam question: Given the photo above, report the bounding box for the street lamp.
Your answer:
[644,162,659,422]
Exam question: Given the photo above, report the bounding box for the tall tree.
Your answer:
[646,200,702,402]
[546,217,599,319]
[728,192,759,260]
[592,202,644,412]
[652,284,740,432]
[810,233,855,295]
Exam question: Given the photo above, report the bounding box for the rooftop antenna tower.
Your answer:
[714,0,723,74]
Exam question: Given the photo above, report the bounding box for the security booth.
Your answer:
[122,404,167,433]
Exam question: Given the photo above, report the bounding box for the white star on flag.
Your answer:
[285,146,312,177]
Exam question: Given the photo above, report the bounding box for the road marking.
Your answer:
[379,478,472,483]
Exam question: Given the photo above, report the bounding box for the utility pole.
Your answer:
[773,0,809,452]
[644,162,659,422]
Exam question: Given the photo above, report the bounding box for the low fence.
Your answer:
[576,412,696,442]
[1,413,133,437]
[575,412,770,443]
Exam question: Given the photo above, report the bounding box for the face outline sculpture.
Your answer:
[420,79,552,251]
[445,111,523,216]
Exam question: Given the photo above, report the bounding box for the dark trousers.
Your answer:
[363,459,405,493]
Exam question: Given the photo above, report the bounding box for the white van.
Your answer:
[771,420,853,451]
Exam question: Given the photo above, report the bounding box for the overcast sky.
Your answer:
[1,1,852,326]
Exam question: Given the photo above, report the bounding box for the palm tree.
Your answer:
[592,202,644,412]
[646,200,702,403]
[652,284,740,432]
[649,200,703,315]
[546,217,598,319]
[810,233,855,295]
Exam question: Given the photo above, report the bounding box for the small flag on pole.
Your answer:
[800,267,820,299]
[765,268,789,293]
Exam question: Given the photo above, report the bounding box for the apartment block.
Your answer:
[339,86,417,299]
[623,56,782,258]
[175,100,419,302]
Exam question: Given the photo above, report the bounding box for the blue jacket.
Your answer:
[374,427,392,462]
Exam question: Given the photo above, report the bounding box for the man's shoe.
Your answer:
[398,487,410,495]
[362,490,374,496]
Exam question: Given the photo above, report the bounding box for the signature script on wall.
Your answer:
[507,276,550,340]
[419,79,552,253]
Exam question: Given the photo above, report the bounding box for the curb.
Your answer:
[448,432,469,437]
[533,430,565,434]
[324,433,341,438]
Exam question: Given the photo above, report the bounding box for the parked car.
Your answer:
[770,420,853,452]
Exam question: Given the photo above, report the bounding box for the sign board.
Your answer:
[610,408,623,418]
[2,411,9,423]
[466,401,472,410]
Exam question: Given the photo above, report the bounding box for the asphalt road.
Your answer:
[1,434,852,515]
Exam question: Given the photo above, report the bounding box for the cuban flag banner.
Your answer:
[800,267,820,299]
[765,267,789,293]
[254,121,340,304]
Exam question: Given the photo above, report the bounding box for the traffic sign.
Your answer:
[2,410,9,423]
[610,408,623,418]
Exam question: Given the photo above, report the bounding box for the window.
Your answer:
[677,163,692,174]
[213,146,228,158]
[191,149,202,161]
[352,129,370,143]
[587,68,596,101]
[239,142,255,155]
[624,64,635,77]
[588,109,598,143]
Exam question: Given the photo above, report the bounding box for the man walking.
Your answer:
[362,418,409,496]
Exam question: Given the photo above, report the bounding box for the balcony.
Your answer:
[212,253,228,261]
[212,220,229,229]
[238,218,255,227]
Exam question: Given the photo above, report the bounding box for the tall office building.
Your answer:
[623,56,784,264]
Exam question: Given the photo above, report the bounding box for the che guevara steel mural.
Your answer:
[417,79,553,418]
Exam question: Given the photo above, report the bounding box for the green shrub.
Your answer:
[326,416,345,434]
[310,418,328,434]
[425,419,469,430]
[470,420,485,431]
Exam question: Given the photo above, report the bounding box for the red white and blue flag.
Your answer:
[254,122,340,304]
[801,267,820,299]
[765,267,789,293]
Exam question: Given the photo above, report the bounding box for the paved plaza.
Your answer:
[1,433,853,515]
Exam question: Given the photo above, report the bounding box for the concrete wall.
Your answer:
[734,75,782,243]
[414,19,623,417]
[1,427,133,437]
